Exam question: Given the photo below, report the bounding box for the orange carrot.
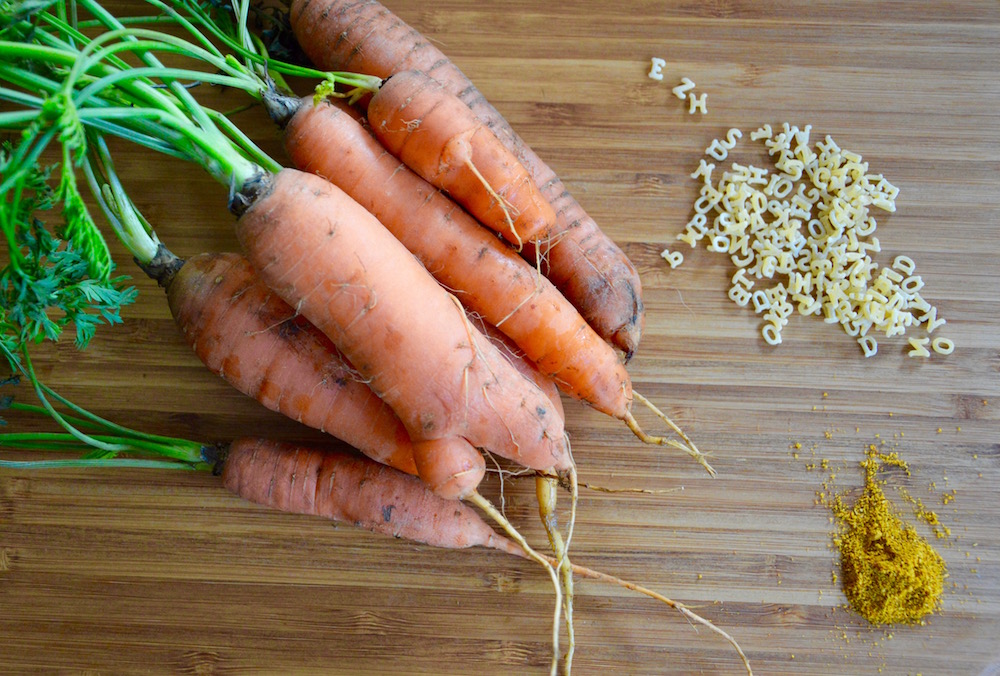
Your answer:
[278,99,706,471]
[221,436,751,674]
[222,436,522,553]
[289,0,646,357]
[363,69,556,249]
[279,97,627,418]
[233,168,570,497]
[153,250,418,475]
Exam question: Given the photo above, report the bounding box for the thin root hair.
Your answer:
[468,492,563,676]
[464,157,522,250]
[626,392,716,477]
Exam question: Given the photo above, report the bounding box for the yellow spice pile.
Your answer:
[831,445,946,625]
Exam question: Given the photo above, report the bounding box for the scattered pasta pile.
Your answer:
[665,123,953,357]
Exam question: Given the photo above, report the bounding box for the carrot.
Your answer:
[220,435,568,672]
[220,437,750,675]
[289,0,646,357]
[233,167,571,498]
[279,96,626,417]
[278,97,708,473]
[150,249,419,475]
[221,436,521,552]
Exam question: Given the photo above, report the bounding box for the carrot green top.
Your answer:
[0,0,375,465]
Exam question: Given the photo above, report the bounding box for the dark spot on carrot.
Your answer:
[256,378,280,403]
[222,354,241,381]
[536,406,547,417]
[382,324,403,353]
[277,318,303,338]
[382,504,395,522]
[228,170,274,217]
[420,413,436,432]
[291,393,311,414]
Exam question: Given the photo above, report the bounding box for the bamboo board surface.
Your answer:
[2,1,999,674]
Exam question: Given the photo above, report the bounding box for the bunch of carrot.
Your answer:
[0,0,747,672]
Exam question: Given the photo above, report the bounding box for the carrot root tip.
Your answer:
[564,561,752,675]
[624,401,716,477]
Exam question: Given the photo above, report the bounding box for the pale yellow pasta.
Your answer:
[892,255,916,276]
[762,322,783,345]
[732,268,753,289]
[908,337,931,358]
[672,76,696,99]
[691,159,715,183]
[688,92,707,114]
[920,307,947,334]
[705,138,729,161]
[751,290,771,313]
[648,57,667,81]
[931,337,955,355]
[750,124,773,141]
[660,249,684,268]
[678,122,950,356]
[859,335,878,357]
[729,284,753,307]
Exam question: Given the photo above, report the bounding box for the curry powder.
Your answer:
[830,445,946,625]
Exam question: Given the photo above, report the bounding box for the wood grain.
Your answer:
[2,1,999,674]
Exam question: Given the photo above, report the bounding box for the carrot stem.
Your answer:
[80,136,160,264]
[0,432,207,463]
[0,457,201,470]
[147,0,334,81]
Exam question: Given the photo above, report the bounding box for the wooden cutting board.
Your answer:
[2,1,998,673]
